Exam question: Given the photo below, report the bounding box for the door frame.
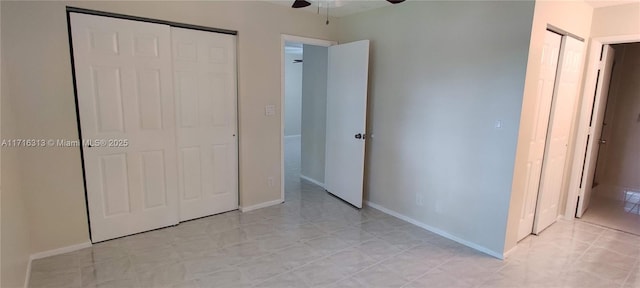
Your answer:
[279,35,336,202]
[564,33,640,219]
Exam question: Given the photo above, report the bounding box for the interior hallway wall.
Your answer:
[595,43,640,199]
[300,44,328,184]
[337,1,535,256]
[285,50,303,137]
[0,0,334,263]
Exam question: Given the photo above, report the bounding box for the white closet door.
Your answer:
[172,27,238,221]
[533,36,584,234]
[71,13,179,242]
[518,31,562,241]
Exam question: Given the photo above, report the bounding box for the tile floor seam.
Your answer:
[320,242,419,287]
[396,256,460,288]
[248,240,361,286]
[250,230,415,288]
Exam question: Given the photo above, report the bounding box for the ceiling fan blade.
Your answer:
[292,0,312,8]
[387,0,406,3]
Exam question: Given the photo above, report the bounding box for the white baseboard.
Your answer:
[25,241,92,288]
[240,199,283,213]
[284,134,301,139]
[364,201,504,259]
[299,174,324,188]
[503,245,518,259]
[30,241,92,261]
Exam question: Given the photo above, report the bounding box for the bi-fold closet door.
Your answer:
[517,30,585,241]
[70,13,238,242]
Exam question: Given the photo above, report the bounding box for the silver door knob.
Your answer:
[599,139,607,144]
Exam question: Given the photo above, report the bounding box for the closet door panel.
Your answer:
[71,13,178,242]
[172,27,238,221]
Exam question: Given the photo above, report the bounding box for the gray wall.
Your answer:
[285,51,303,136]
[337,1,534,256]
[301,45,328,184]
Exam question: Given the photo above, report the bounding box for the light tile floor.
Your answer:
[581,193,640,236]
[28,137,640,287]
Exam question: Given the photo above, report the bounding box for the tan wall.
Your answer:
[504,0,594,253]
[1,0,334,264]
[596,43,640,196]
[591,2,640,38]
[1,8,33,284]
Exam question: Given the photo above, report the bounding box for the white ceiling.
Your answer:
[265,0,394,18]
[266,0,640,18]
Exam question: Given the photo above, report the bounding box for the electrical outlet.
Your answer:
[267,177,275,187]
[416,193,424,206]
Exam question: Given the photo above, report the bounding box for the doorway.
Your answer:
[281,36,333,203]
[280,35,371,208]
[577,42,640,235]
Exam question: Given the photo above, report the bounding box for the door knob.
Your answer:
[599,139,607,144]
[355,133,362,139]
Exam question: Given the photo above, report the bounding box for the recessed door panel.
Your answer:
[136,69,163,130]
[100,154,130,216]
[141,150,167,209]
[180,147,203,201]
[92,66,125,133]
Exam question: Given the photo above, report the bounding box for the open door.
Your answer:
[576,45,615,218]
[324,40,370,208]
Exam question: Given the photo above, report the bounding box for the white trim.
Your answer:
[565,33,640,220]
[25,241,92,287]
[597,34,640,45]
[30,241,92,260]
[503,245,518,259]
[24,258,32,288]
[299,174,325,188]
[365,201,505,259]
[280,34,337,206]
[239,199,283,213]
[284,134,301,139]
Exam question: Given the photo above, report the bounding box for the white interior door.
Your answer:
[533,36,584,234]
[518,31,562,241]
[324,40,370,208]
[71,13,179,242]
[172,28,238,221]
[577,45,616,217]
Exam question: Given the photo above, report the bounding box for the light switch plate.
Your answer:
[265,105,276,116]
